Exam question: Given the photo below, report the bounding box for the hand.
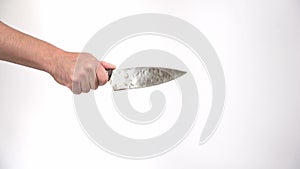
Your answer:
[50,50,115,94]
[0,22,116,94]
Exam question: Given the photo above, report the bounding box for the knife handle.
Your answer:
[106,69,113,81]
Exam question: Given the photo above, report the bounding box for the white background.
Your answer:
[1,0,300,168]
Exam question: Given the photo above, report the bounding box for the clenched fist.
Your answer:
[50,50,116,94]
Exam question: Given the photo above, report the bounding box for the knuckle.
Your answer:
[71,76,77,83]
[75,72,86,82]
[72,77,80,83]
[86,63,95,71]
[71,74,80,83]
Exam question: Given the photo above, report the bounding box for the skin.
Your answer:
[0,21,115,94]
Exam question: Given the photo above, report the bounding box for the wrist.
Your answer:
[47,48,66,76]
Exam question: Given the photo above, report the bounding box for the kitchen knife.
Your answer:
[106,67,186,91]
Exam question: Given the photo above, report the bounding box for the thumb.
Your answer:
[96,62,109,86]
[100,61,116,70]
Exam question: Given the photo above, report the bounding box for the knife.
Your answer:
[106,67,186,91]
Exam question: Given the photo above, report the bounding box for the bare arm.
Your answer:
[0,21,115,94]
[0,21,59,72]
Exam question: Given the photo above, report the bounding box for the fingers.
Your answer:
[100,61,116,70]
[81,75,91,93]
[72,81,81,95]
[68,53,115,94]
[89,70,98,90]
[87,64,98,90]
[96,62,109,86]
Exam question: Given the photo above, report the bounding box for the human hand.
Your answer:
[50,50,116,94]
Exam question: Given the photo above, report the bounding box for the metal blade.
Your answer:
[110,67,186,91]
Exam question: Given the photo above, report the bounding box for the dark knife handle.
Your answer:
[106,69,113,81]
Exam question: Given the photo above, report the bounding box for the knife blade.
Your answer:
[106,67,186,91]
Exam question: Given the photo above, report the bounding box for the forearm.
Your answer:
[0,21,115,94]
[0,21,60,73]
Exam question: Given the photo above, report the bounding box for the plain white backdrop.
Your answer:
[1,0,300,168]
